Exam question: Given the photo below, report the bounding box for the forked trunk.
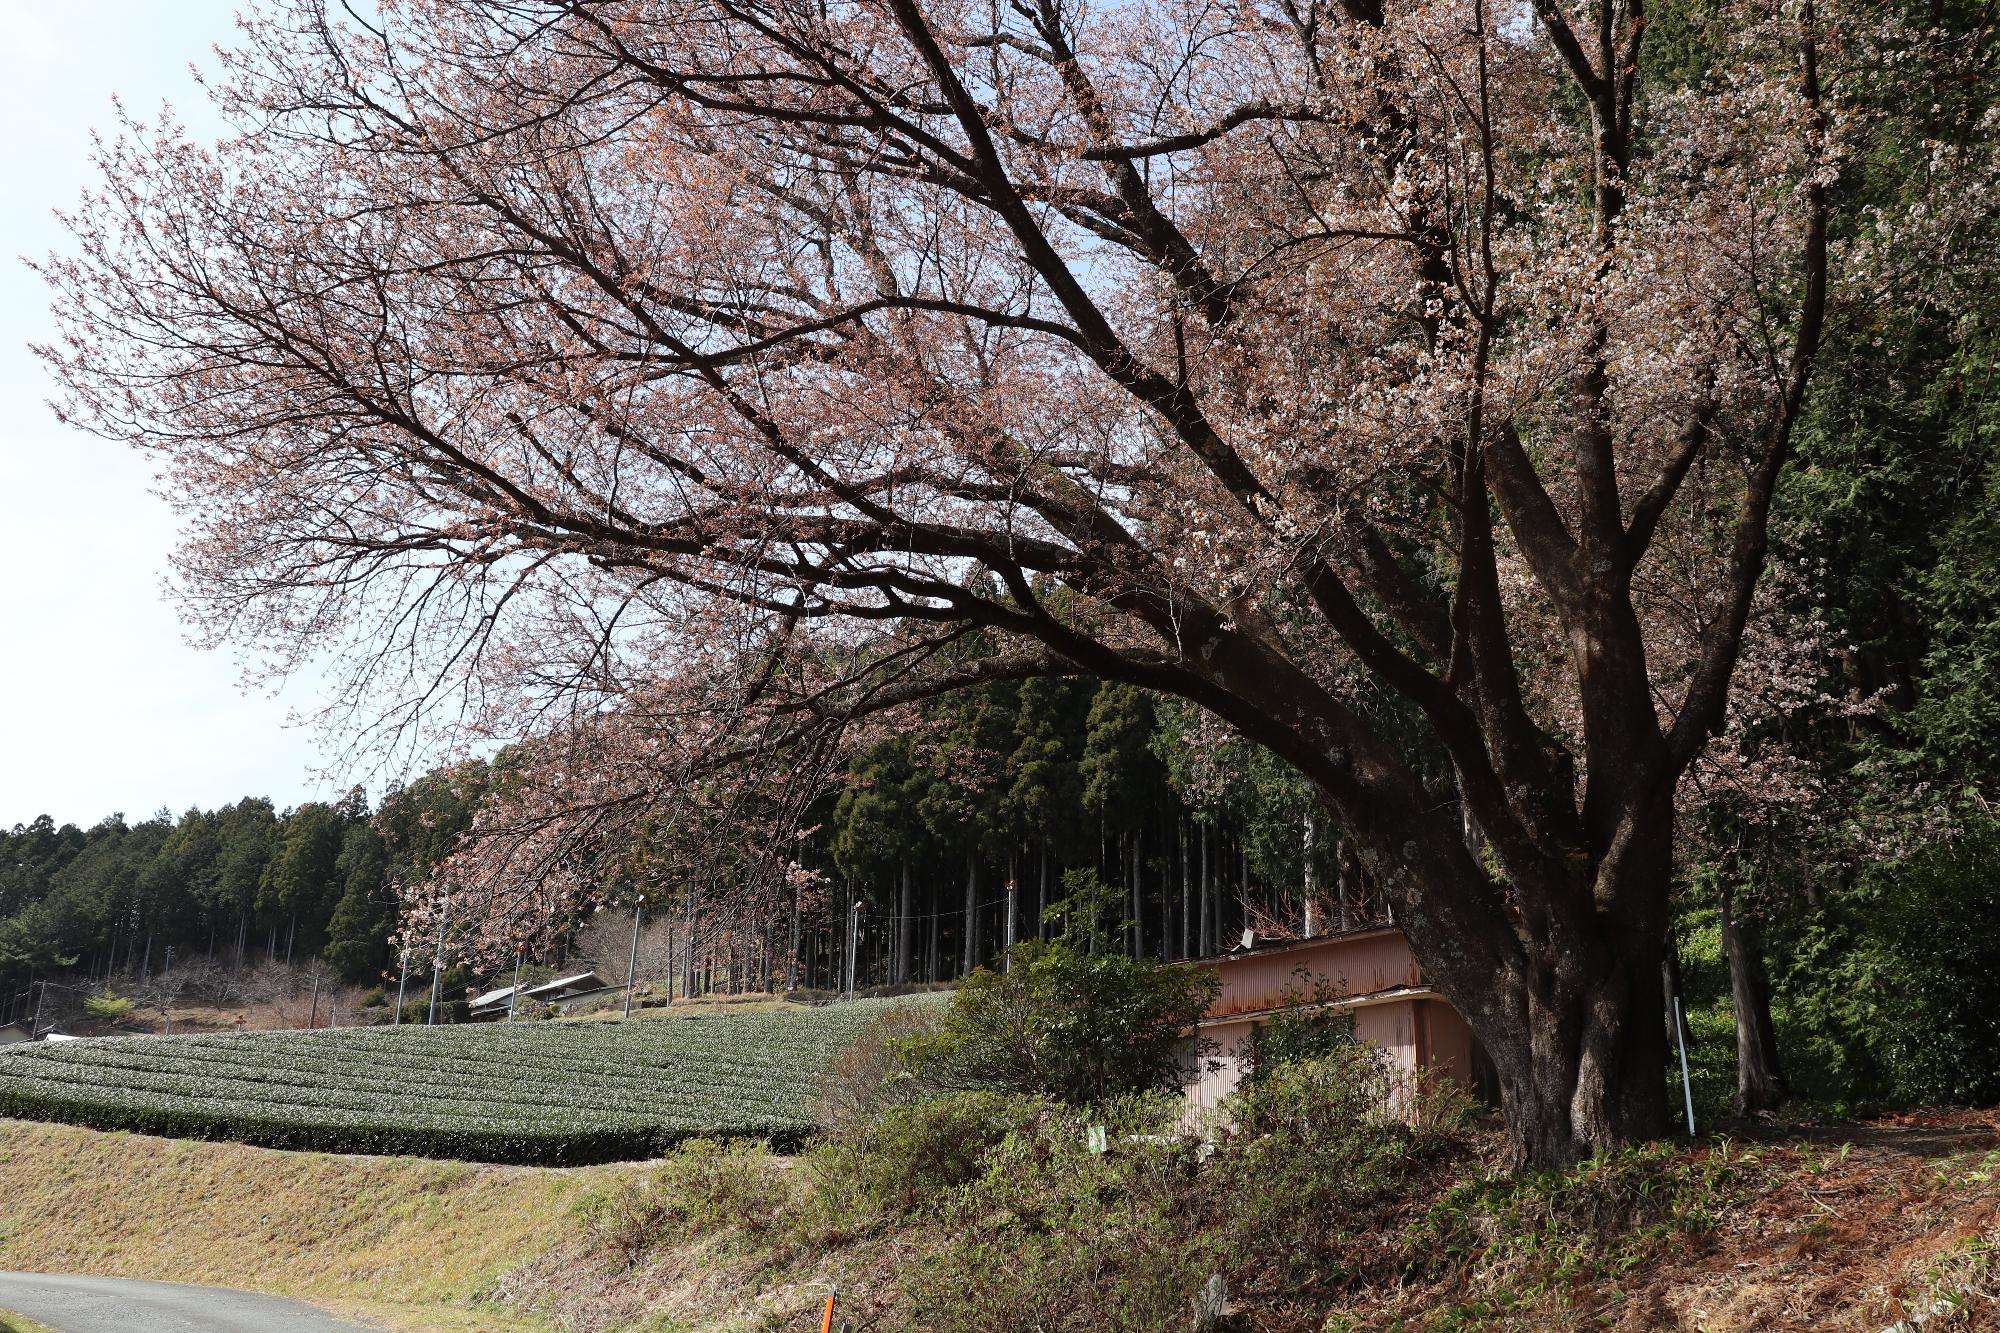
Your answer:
[1409,847,1677,1169]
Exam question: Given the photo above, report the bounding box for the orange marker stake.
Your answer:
[819,1285,837,1333]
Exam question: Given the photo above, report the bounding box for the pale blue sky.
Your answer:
[0,2,343,828]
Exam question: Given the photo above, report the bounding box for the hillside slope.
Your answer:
[0,1111,1994,1332]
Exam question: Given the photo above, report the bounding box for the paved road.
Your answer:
[0,1273,374,1332]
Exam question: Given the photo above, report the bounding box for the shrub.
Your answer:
[1244,967,1356,1083]
[82,993,136,1023]
[651,1138,795,1237]
[1411,1140,1749,1291]
[1773,818,2000,1110]
[898,940,1218,1105]
[810,999,948,1134]
[1213,1044,1478,1294]
[901,1103,1221,1332]
[578,1138,795,1263]
[811,1090,1047,1218]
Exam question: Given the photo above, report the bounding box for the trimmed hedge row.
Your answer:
[0,1002,897,1164]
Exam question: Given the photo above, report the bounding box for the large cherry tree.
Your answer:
[45,0,1971,1164]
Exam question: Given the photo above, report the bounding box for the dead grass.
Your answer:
[0,1109,1996,1332]
[0,1119,640,1332]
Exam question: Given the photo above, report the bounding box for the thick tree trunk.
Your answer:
[1721,881,1788,1115]
[1474,935,1674,1165]
[1386,829,1677,1169]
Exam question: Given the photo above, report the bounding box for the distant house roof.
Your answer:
[468,986,516,1012]
[522,971,605,1000]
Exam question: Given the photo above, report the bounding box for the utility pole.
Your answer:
[307,968,322,1029]
[393,950,409,1026]
[427,898,451,1027]
[508,950,523,1022]
[623,897,646,1019]
[844,900,862,999]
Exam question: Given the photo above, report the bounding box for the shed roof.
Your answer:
[522,971,605,999]
[468,985,516,1011]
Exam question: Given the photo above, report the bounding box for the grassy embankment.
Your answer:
[0,1118,618,1332]
[0,1105,1995,1332]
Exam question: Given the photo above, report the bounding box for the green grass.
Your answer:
[0,1000,908,1164]
[0,1310,58,1333]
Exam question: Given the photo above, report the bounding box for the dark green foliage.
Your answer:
[830,737,933,880]
[1769,820,2000,1111]
[1078,683,1162,830]
[1002,676,1092,860]
[1041,866,1128,951]
[323,822,395,983]
[0,763,490,1012]
[898,940,1218,1105]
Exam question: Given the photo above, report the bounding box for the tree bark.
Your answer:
[895,860,912,984]
[1302,812,1319,937]
[1369,808,1677,1169]
[1179,818,1190,961]
[1196,822,1211,957]
[962,852,978,975]
[1721,880,1788,1115]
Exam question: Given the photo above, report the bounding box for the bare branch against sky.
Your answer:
[0,3,335,825]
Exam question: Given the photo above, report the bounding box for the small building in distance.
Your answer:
[468,970,612,1021]
[1186,926,1482,1115]
[522,971,611,1010]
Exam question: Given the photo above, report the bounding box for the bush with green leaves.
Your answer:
[1214,1042,1478,1294]
[81,993,136,1023]
[897,940,1218,1106]
[899,1098,1222,1333]
[1244,967,1357,1083]
[812,1089,1048,1218]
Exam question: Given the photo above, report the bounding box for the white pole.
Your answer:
[1673,996,1697,1136]
[845,901,862,999]
[624,898,645,1019]
[428,899,451,1026]
[507,951,523,1021]
[393,951,409,1026]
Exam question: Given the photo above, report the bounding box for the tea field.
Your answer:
[0,1001,901,1164]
